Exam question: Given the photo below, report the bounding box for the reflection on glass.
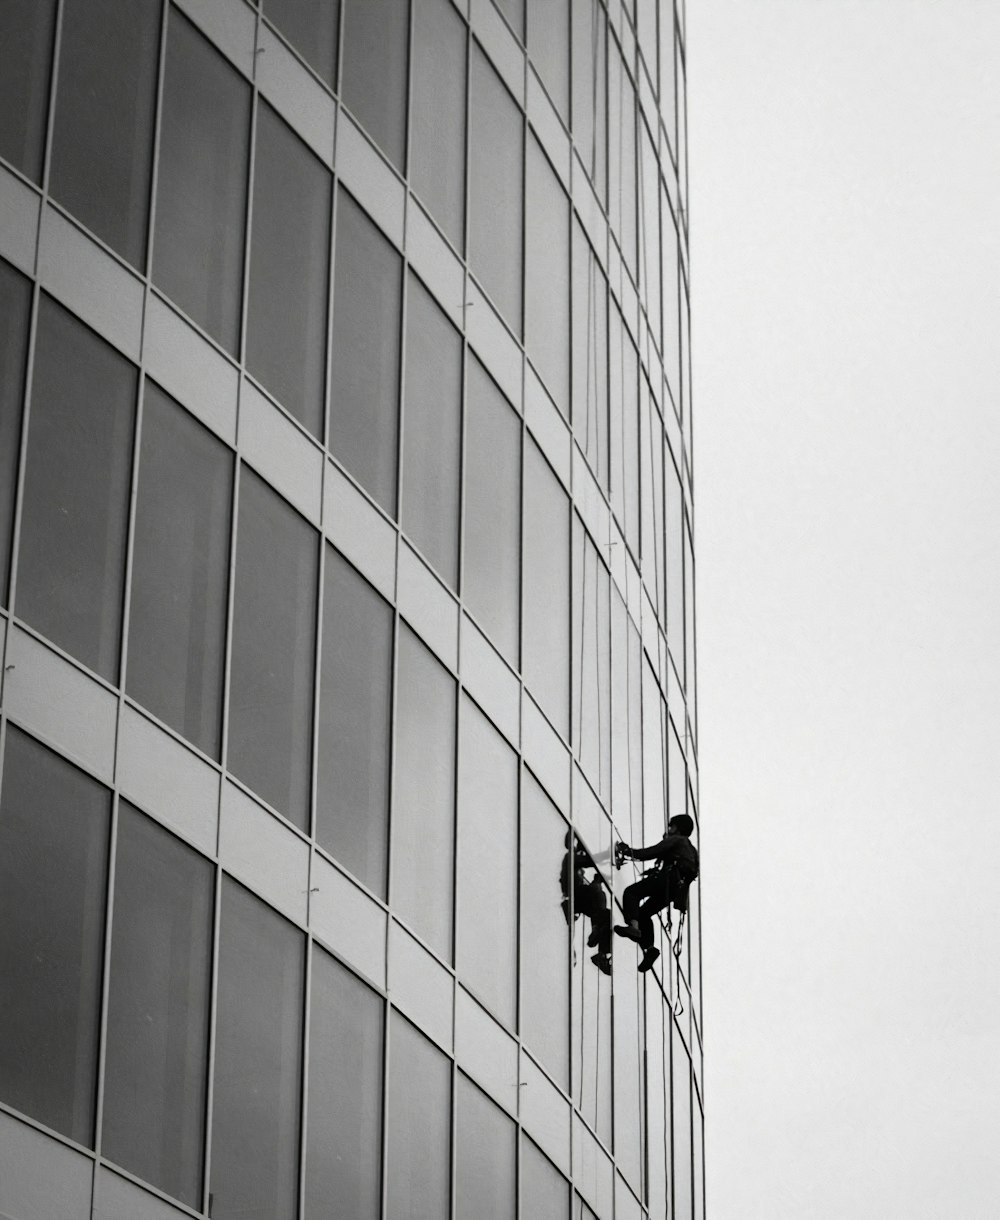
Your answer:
[645,986,668,1218]
[521,1137,569,1220]
[306,948,383,1220]
[17,296,135,681]
[401,273,462,588]
[411,0,466,249]
[612,949,644,1193]
[457,697,518,1027]
[469,46,523,334]
[386,1014,451,1220]
[102,805,213,1207]
[455,1075,516,1220]
[0,0,56,182]
[228,468,318,830]
[572,223,608,488]
[153,9,250,354]
[49,0,160,266]
[463,358,520,664]
[571,887,612,1143]
[0,728,109,1145]
[392,626,456,960]
[330,190,402,515]
[672,1026,693,1220]
[264,0,339,87]
[0,259,31,606]
[342,0,408,170]
[526,138,570,415]
[520,775,570,1087]
[526,0,568,118]
[522,441,570,738]
[211,881,304,1220]
[316,547,393,896]
[571,0,606,202]
[572,523,611,803]
[247,103,331,437]
[127,383,232,759]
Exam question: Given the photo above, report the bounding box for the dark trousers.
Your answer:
[575,879,611,953]
[622,873,670,950]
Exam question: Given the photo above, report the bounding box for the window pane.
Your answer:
[342,0,409,171]
[264,0,339,87]
[644,989,668,1218]
[391,626,455,960]
[469,47,523,334]
[247,103,331,437]
[493,0,523,40]
[126,383,232,758]
[672,1029,693,1220]
[316,547,393,896]
[228,467,318,830]
[660,8,677,155]
[0,728,109,1145]
[571,0,606,203]
[639,121,661,344]
[0,0,56,182]
[49,0,160,266]
[153,10,250,353]
[521,1137,569,1220]
[463,358,520,664]
[519,774,569,1090]
[401,273,462,587]
[612,944,644,1192]
[522,441,569,738]
[17,296,135,681]
[386,1014,450,1220]
[306,949,383,1220]
[609,303,639,554]
[102,804,213,1207]
[662,194,680,401]
[611,592,642,846]
[526,0,568,120]
[457,697,518,1028]
[211,881,304,1220]
[571,222,608,488]
[330,190,401,514]
[0,259,31,606]
[455,1075,515,1220]
[608,49,637,275]
[525,138,569,415]
[571,878,612,1144]
[572,524,611,804]
[411,0,466,249]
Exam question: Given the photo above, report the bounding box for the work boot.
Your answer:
[587,924,606,948]
[637,947,660,973]
[591,952,612,976]
[614,922,641,942]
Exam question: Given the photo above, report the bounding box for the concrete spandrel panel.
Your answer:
[522,694,570,818]
[0,1111,92,1220]
[4,627,116,783]
[174,0,256,78]
[37,207,143,362]
[335,115,405,252]
[93,1169,191,1220]
[387,920,454,1054]
[405,201,465,332]
[517,1052,570,1176]
[144,294,238,446]
[117,705,220,858]
[469,0,524,106]
[465,278,523,414]
[525,365,570,492]
[0,164,40,275]
[309,852,387,990]
[323,461,397,603]
[397,544,459,674]
[459,616,520,750]
[240,380,323,526]
[455,987,519,1118]
[572,1113,614,1220]
[218,780,310,926]
[256,24,336,167]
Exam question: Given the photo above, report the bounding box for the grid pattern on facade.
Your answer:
[0,0,701,1218]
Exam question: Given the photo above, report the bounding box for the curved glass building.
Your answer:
[0,0,701,1217]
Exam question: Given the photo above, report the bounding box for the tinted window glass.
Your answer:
[49,0,160,266]
[306,949,383,1220]
[401,274,462,587]
[526,0,568,119]
[154,10,250,353]
[469,47,523,334]
[316,548,393,896]
[228,468,318,830]
[211,882,305,1220]
[0,728,109,1145]
[342,0,409,171]
[0,260,31,606]
[0,0,56,182]
[247,103,331,437]
[457,697,518,1027]
[102,805,213,1207]
[126,384,232,758]
[572,223,608,488]
[264,0,339,87]
[525,139,570,414]
[521,1137,569,1220]
[463,358,520,664]
[386,1014,451,1220]
[455,1075,516,1220]
[330,191,401,514]
[411,0,466,249]
[391,626,455,960]
[17,296,135,680]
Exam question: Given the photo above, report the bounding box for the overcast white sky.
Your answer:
[688,2,1000,1215]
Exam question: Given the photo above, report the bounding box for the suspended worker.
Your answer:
[560,832,613,976]
[613,814,699,973]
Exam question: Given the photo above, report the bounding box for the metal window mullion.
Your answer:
[38,0,66,199]
[201,861,224,1214]
[297,931,313,1220]
[88,789,120,1209]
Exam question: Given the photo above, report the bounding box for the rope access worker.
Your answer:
[560,832,613,976]
[614,814,699,973]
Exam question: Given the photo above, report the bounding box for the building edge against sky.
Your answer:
[0,1,701,1218]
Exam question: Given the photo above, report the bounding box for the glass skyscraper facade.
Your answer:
[0,0,700,1217]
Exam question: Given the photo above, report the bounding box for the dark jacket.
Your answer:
[631,833,699,912]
